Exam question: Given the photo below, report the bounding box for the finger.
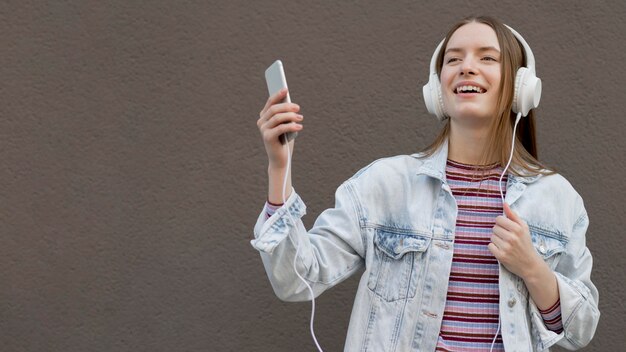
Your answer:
[488,242,502,259]
[269,102,300,115]
[260,88,289,117]
[261,102,300,123]
[503,202,522,223]
[259,110,300,131]
[265,122,303,142]
[495,214,519,233]
[264,112,303,129]
[503,203,529,236]
[490,230,508,250]
[492,225,512,244]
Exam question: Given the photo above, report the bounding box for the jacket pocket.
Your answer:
[528,224,567,270]
[367,229,431,302]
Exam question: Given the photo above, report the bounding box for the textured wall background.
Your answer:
[1,1,624,351]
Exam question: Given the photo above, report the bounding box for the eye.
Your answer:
[482,56,498,62]
[445,57,460,64]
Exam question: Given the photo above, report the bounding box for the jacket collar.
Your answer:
[412,139,542,185]
[412,140,449,182]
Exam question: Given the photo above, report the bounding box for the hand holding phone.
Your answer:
[259,60,303,204]
[264,60,298,144]
[258,60,303,170]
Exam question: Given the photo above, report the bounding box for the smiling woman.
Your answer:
[423,18,546,173]
[252,15,599,352]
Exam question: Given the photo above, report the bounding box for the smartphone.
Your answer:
[265,60,297,144]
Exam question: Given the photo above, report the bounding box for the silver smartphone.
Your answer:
[265,60,297,144]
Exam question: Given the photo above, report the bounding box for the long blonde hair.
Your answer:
[421,16,554,176]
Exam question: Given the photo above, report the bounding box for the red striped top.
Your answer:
[436,159,507,351]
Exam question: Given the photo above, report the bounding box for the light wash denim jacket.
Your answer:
[251,141,599,351]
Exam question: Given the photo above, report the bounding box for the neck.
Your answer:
[447,120,495,165]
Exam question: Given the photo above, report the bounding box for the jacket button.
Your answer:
[508,298,517,308]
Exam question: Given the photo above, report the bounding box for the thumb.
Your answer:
[503,202,522,223]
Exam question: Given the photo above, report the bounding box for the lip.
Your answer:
[453,81,487,94]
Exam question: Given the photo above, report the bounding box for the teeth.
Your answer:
[456,85,484,93]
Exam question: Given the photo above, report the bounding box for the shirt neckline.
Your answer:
[446,158,502,171]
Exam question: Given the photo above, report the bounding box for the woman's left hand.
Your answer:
[488,203,542,279]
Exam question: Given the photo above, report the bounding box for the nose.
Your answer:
[460,57,476,76]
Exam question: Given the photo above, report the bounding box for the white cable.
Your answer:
[498,112,523,205]
[491,112,522,352]
[490,318,501,352]
[282,135,324,352]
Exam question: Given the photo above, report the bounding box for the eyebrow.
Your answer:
[444,46,501,56]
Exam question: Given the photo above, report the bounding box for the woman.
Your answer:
[252,16,599,351]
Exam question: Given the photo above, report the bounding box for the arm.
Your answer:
[522,254,564,334]
[255,88,365,300]
[490,201,599,347]
[268,164,293,205]
[257,87,302,204]
[548,207,599,349]
[251,182,366,302]
[522,258,559,311]
[490,203,560,310]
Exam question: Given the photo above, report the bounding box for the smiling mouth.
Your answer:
[454,85,486,94]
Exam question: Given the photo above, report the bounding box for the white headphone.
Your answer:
[422,24,542,121]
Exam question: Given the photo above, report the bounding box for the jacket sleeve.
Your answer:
[530,199,600,350]
[250,182,366,302]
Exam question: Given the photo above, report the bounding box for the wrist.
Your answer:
[267,199,284,207]
[521,254,550,283]
[268,192,291,206]
[268,163,288,174]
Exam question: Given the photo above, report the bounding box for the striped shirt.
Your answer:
[436,159,563,351]
[436,159,508,351]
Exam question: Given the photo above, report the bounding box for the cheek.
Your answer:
[439,70,454,90]
[487,69,502,91]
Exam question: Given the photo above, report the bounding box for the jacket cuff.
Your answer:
[537,299,563,334]
[250,189,306,254]
[529,271,597,350]
[553,271,598,348]
[529,297,563,350]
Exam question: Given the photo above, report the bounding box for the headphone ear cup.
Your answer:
[512,67,542,116]
[423,74,447,121]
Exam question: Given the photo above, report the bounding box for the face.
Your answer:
[440,22,502,124]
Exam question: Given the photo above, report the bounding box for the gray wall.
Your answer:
[1,1,624,351]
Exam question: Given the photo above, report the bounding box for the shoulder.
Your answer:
[517,172,587,235]
[341,154,428,204]
[339,154,438,228]
[348,154,425,184]
[528,172,584,206]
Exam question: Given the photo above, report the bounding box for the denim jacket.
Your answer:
[251,141,599,351]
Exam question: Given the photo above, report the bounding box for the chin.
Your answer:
[449,110,492,123]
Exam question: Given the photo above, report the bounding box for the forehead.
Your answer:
[446,22,500,51]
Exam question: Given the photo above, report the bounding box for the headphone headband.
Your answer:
[503,25,536,74]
